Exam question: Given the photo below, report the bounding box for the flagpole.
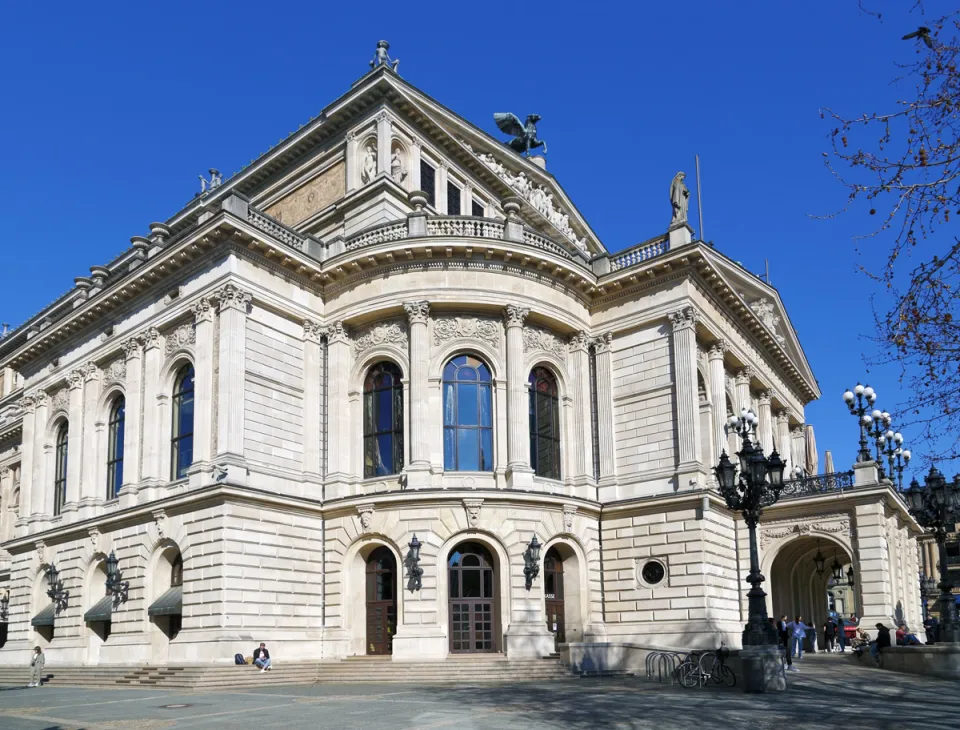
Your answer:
[695,154,704,241]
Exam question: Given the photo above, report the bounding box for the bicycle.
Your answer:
[677,643,736,688]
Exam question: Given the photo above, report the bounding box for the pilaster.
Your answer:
[408,138,422,191]
[568,332,594,487]
[30,392,49,521]
[302,321,325,480]
[190,297,216,481]
[325,321,354,498]
[436,162,449,214]
[214,284,251,483]
[118,337,143,507]
[78,363,101,516]
[403,302,431,489]
[18,395,36,526]
[376,111,391,177]
[2,367,15,397]
[345,131,360,192]
[669,307,701,488]
[707,341,727,460]
[61,370,84,518]
[139,328,163,493]
[0,466,12,542]
[593,333,618,493]
[854,502,896,627]
[503,305,534,489]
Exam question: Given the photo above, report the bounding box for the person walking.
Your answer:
[824,617,838,653]
[28,647,44,688]
[785,615,811,661]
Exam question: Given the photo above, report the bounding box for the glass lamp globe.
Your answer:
[854,384,865,395]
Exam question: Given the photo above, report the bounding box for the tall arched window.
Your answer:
[363,362,404,477]
[171,365,195,480]
[528,367,561,479]
[53,422,68,516]
[443,355,493,472]
[106,395,125,499]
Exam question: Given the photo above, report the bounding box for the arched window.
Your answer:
[528,367,561,480]
[106,396,125,499]
[171,365,195,480]
[363,362,404,477]
[53,422,68,516]
[443,355,493,472]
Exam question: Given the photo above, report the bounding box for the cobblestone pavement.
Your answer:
[0,654,955,729]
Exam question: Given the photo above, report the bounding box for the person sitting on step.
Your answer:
[253,642,272,672]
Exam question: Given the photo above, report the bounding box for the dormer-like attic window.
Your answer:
[421,160,436,207]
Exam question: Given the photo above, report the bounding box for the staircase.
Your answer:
[0,654,577,690]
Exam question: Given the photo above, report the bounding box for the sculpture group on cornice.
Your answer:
[461,141,587,252]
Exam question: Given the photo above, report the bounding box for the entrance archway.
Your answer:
[448,541,499,653]
[769,536,857,652]
[365,546,397,655]
[544,547,565,647]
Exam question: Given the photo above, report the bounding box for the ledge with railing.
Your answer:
[610,235,670,271]
[247,208,306,251]
[779,470,855,499]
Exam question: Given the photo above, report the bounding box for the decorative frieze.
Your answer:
[746,296,787,347]
[522,325,567,362]
[353,320,408,355]
[102,358,126,387]
[759,517,852,548]
[51,388,68,413]
[164,322,196,356]
[432,316,501,349]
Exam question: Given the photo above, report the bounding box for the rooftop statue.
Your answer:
[494,113,547,156]
[198,168,222,195]
[369,40,399,71]
[669,171,689,224]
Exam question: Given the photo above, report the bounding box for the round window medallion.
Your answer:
[640,560,666,586]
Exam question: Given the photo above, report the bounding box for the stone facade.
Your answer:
[0,59,924,665]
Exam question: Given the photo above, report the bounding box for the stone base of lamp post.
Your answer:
[739,645,786,693]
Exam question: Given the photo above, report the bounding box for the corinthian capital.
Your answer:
[67,369,84,390]
[303,320,325,344]
[122,336,142,360]
[707,340,726,360]
[503,304,529,328]
[591,332,613,354]
[568,331,590,353]
[142,327,161,350]
[735,368,755,387]
[669,306,698,332]
[192,297,214,324]
[403,301,430,326]
[216,283,252,313]
[758,390,772,406]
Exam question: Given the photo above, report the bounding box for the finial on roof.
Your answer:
[370,40,399,72]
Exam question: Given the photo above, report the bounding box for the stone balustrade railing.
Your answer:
[610,236,670,271]
[780,470,855,499]
[247,208,305,251]
[344,221,409,251]
[426,216,505,240]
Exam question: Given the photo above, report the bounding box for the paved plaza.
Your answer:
[0,655,956,730]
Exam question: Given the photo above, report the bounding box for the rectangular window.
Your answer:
[420,160,436,207]
[447,182,461,215]
[472,200,485,217]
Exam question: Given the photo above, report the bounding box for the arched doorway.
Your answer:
[544,547,565,647]
[448,541,499,653]
[365,546,397,655]
[769,536,857,652]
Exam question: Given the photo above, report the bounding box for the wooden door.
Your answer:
[366,547,397,655]
[544,548,565,648]
[448,542,498,653]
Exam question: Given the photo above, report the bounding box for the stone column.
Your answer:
[215,284,251,482]
[568,333,594,490]
[79,363,101,514]
[776,410,792,470]
[376,111,391,176]
[408,138,422,191]
[790,425,806,475]
[735,368,753,415]
[191,297,216,476]
[669,308,701,484]
[62,370,84,516]
[325,321,353,498]
[139,328,163,492]
[1,367,14,397]
[707,342,728,459]
[854,502,896,627]
[31,392,49,519]
[403,302,431,489]
[757,391,773,456]
[345,131,360,192]
[302,321,325,482]
[119,337,143,503]
[436,162,449,214]
[504,305,534,489]
[593,333,617,493]
[0,466,11,541]
[18,394,36,524]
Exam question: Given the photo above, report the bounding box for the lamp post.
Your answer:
[885,441,911,491]
[105,550,130,607]
[405,535,423,592]
[715,412,786,691]
[905,467,960,643]
[0,590,8,623]
[46,564,69,614]
[813,540,826,578]
[523,535,542,590]
[868,410,892,475]
[919,572,938,621]
[842,384,877,463]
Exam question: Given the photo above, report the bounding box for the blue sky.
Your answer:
[1,1,952,479]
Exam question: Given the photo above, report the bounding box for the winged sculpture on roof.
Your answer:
[494,113,547,156]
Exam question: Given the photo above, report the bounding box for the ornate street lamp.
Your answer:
[523,535,542,590]
[714,415,785,655]
[868,410,893,475]
[846,565,856,589]
[830,553,844,584]
[405,534,423,592]
[0,590,8,622]
[919,572,938,621]
[905,468,960,643]
[46,563,69,614]
[105,550,130,607]
[812,540,826,578]
[843,383,877,463]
